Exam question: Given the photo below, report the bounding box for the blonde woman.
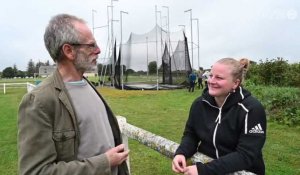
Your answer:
[172,58,266,175]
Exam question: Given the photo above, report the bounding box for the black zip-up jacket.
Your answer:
[175,86,266,175]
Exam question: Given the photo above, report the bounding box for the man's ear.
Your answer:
[61,44,75,61]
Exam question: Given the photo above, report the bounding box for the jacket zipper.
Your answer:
[202,93,231,159]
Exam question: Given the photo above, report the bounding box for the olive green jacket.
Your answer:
[18,69,129,175]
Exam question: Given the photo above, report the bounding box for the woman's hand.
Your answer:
[172,154,187,173]
[183,165,198,175]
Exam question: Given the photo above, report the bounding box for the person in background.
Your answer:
[172,58,266,175]
[18,14,129,175]
[197,68,204,89]
[202,70,210,88]
[188,71,197,92]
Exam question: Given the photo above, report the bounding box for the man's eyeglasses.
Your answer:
[69,43,98,50]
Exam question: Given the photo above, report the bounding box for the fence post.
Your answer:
[26,82,37,92]
[116,116,130,173]
[3,83,6,94]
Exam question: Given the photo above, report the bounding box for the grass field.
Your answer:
[0,85,299,175]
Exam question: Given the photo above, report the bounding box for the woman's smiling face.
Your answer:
[208,62,240,98]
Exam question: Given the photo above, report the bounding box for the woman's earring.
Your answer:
[232,89,236,93]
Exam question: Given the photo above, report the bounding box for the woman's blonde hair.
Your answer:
[216,57,250,85]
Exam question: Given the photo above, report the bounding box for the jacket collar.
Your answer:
[202,86,251,110]
[51,68,65,91]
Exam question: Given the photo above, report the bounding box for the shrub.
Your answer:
[246,84,300,126]
[248,57,300,87]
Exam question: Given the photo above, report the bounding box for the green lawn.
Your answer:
[0,88,27,175]
[0,86,299,175]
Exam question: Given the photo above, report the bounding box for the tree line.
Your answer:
[0,59,156,79]
[1,57,299,88]
[97,58,299,87]
[0,59,52,78]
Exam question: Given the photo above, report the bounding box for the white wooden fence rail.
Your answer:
[0,82,36,94]
[26,82,36,92]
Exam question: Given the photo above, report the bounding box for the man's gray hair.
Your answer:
[44,14,86,62]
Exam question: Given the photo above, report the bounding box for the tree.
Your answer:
[13,64,18,77]
[2,67,14,78]
[35,61,45,76]
[17,70,26,78]
[125,69,135,74]
[45,60,50,66]
[27,59,35,77]
[97,63,104,76]
[148,61,157,75]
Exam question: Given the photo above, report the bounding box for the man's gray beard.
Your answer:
[74,52,95,73]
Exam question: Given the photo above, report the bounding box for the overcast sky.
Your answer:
[0,0,299,71]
